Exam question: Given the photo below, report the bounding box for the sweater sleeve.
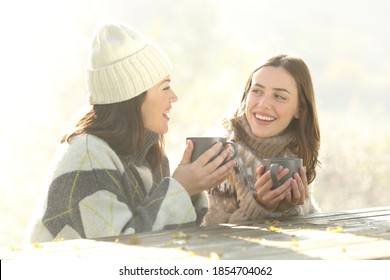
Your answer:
[202,178,240,226]
[225,176,282,223]
[126,177,198,233]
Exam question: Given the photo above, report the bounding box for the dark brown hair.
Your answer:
[62,92,164,171]
[232,54,320,184]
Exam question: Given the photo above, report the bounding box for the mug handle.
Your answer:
[223,141,238,159]
[270,163,281,188]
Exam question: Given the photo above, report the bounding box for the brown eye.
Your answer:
[251,89,262,95]
[275,94,286,100]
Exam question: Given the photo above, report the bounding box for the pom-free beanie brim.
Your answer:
[86,23,172,105]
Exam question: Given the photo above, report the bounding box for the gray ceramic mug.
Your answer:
[262,157,303,189]
[186,137,238,164]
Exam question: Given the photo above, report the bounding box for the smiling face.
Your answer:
[245,66,299,138]
[141,76,178,135]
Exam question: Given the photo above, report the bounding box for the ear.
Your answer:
[295,112,300,119]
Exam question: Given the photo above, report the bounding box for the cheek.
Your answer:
[245,96,254,112]
[281,108,298,124]
[283,98,299,119]
[141,102,155,128]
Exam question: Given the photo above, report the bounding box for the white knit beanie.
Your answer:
[87,23,172,104]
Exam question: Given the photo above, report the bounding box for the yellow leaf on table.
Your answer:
[171,231,190,239]
[267,226,282,232]
[127,236,141,244]
[33,241,43,249]
[327,226,343,233]
[209,252,220,260]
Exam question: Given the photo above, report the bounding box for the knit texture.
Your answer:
[203,115,319,225]
[26,132,207,243]
[87,23,172,104]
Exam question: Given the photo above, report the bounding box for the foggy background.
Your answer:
[1,0,389,246]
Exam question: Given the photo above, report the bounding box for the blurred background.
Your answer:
[1,0,389,246]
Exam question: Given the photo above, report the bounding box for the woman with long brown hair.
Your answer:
[204,54,320,225]
[26,23,235,242]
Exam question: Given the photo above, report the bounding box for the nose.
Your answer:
[257,94,272,109]
[170,90,178,103]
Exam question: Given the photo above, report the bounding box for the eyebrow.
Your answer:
[158,79,171,88]
[252,83,291,95]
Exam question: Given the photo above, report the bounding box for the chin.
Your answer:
[158,127,169,135]
[252,129,275,138]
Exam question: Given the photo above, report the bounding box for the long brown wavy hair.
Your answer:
[231,54,320,184]
[62,92,164,171]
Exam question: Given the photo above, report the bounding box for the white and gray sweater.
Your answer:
[26,131,207,243]
[203,115,318,226]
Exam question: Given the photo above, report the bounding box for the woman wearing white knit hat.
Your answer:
[26,22,235,242]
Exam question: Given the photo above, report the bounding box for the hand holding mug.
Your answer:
[172,138,237,196]
[262,158,302,189]
[255,158,308,211]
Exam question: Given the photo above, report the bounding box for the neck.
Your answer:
[229,114,295,159]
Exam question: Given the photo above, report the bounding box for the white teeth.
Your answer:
[255,114,275,121]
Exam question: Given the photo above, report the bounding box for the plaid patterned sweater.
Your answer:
[203,115,319,226]
[26,132,207,243]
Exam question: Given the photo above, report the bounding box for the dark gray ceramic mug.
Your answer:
[262,157,303,189]
[187,137,238,164]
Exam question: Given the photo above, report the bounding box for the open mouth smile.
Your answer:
[254,113,276,122]
[163,110,171,120]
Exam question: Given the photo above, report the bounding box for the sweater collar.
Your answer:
[127,129,160,166]
[229,114,295,159]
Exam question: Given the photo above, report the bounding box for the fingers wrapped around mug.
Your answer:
[276,166,308,212]
[292,166,308,204]
[172,142,236,196]
[254,166,293,211]
[186,137,237,165]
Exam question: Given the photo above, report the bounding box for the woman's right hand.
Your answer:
[172,140,236,196]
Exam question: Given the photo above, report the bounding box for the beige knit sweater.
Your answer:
[203,115,319,226]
